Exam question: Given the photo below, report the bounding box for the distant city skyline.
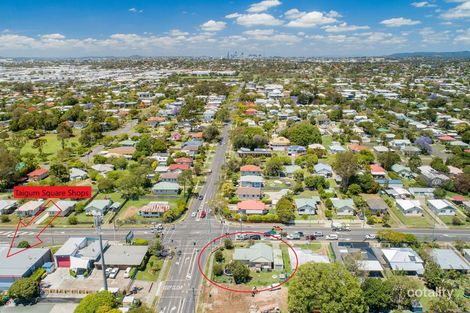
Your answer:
[0,0,469,57]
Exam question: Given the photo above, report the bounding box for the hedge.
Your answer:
[30,268,46,282]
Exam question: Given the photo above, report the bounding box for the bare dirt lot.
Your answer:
[198,283,287,313]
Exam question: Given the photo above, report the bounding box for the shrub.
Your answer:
[213,264,223,276]
[68,215,78,225]
[1,215,10,223]
[224,238,234,250]
[30,268,46,282]
[214,250,224,263]
[452,216,464,226]
[133,238,149,246]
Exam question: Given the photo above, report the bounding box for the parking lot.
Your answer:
[42,268,133,293]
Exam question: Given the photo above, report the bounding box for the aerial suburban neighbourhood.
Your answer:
[0,1,470,313]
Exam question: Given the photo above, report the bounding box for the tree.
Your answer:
[347,184,362,195]
[0,143,17,189]
[68,215,78,225]
[357,150,375,165]
[387,275,419,310]
[227,261,250,284]
[282,121,321,146]
[361,278,393,312]
[288,263,366,313]
[50,163,69,182]
[333,151,359,192]
[213,263,224,276]
[202,125,220,142]
[454,173,470,194]
[8,277,39,303]
[224,238,234,249]
[128,307,154,313]
[57,121,73,149]
[276,197,296,223]
[408,155,422,172]
[32,138,47,158]
[74,291,118,313]
[424,261,445,290]
[428,296,459,313]
[431,157,449,173]
[415,136,432,154]
[264,156,285,176]
[17,240,30,248]
[378,151,401,171]
[377,230,419,247]
[214,250,224,262]
[177,170,194,195]
[231,126,268,150]
[150,238,163,255]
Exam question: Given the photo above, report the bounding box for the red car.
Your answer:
[200,211,206,218]
[305,235,317,240]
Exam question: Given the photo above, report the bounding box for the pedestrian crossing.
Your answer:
[0,230,37,236]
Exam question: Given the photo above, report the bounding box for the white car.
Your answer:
[123,267,132,278]
[365,234,376,240]
[314,231,324,237]
[191,212,197,218]
[7,233,18,238]
[325,234,338,240]
[109,267,119,279]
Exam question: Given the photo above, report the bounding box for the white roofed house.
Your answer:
[16,201,45,217]
[331,198,355,216]
[427,199,456,216]
[70,168,88,180]
[314,163,333,177]
[418,165,449,187]
[0,200,17,215]
[294,197,320,215]
[396,199,423,216]
[46,200,77,217]
[381,247,424,275]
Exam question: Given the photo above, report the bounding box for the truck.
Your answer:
[331,222,350,231]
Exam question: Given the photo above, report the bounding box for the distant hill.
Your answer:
[389,51,470,59]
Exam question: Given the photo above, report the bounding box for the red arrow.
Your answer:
[7,199,62,258]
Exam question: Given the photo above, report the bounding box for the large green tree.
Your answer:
[276,196,296,223]
[282,121,321,146]
[74,291,118,313]
[227,261,250,284]
[333,151,359,192]
[362,278,393,312]
[8,277,39,303]
[288,263,366,313]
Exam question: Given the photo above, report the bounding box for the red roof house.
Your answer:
[27,168,49,181]
[348,144,367,152]
[168,163,191,172]
[370,164,387,177]
[174,157,193,165]
[236,200,267,215]
[437,135,455,142]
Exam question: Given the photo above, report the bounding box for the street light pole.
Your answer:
[94,212,108,291]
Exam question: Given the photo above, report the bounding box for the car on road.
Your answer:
[305,234,317,240]
[207,169,212,175]
[200,211,207,218]
[364,234,376,240]
[325,234,338,240]
[249,234,261,240]
[272,226,283,232]
[198,195,204,200]
[313,231,324,237]
[286,233,301,240]
[7,233,18,238]
[294,231,304,237]
[191,212,197,218]
[235,234,248,240]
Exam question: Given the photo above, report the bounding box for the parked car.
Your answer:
[7,233,18,238]
[294,231,304,237]
[109,267,119,279]
[365,234,376,240]
[191,212,197,218]
[124,267,132,278]
[313,231,324,237]
[286,233,301,240]
[249,234,261,240]
[235,234,248,240]
[198,195,204,200]
[305,234,317,240]
[200,211,206,218]
[326,234,338,240]
[105,267,112,278]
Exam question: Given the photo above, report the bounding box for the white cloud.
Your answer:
[285,10,339,28]
[454,27,470,43]
[243,29,301,44]
[411,1,437,7]
[41,33,66,40]
[419,27,451,43]
[226,13,283,26]
[380,17,421,27]
[322,23,370,33]
[441,0,470,19]
[200,20,227,32]
[129,8,143,13]
[168,29,189,37]
[247,0,281,13]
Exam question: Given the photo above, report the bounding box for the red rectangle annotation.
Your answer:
[13,186,92,199]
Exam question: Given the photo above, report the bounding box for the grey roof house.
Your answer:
[430,249,470,272]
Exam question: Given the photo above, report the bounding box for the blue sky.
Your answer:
[0,0,469,57]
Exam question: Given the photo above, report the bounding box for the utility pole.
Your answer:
[94,211,108,291]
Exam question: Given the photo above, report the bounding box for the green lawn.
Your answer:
[20,132,80,160]
[280,244,291,273]
[246,270,283,287]
[322,135,333,148]
[390,206,434,228]
[439,209,470,228]
[296,243,322,251]
[135,256,164,281]
[297,190,319,198]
